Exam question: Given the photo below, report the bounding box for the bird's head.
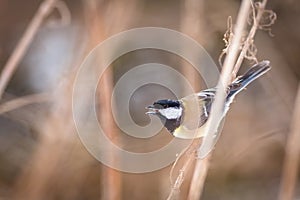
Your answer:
[146,99,183,133]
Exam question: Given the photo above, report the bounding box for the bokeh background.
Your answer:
[0,0,299,199]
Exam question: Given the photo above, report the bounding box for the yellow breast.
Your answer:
[173,121,208,139]
[173,94,207,139]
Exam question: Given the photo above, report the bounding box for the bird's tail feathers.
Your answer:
[227,60,271,99]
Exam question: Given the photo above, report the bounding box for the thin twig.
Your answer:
[167,140,200,200]
[0,93,51,115]
[0,0,58,99]
[278,84,300,200]
[233,0,268,76]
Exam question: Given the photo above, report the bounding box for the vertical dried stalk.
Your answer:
[83,1,137,199]
[188,0,252,199]
[278,84,300,200]
[171,0,261,199]
[83,1,121,199]
[0,0,57,99]
[170,0,272,198]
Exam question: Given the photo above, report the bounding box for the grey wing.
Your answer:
[196,88,216,127]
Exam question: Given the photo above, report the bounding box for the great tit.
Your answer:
[146,61,271,139]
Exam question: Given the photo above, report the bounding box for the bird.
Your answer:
[146,60,271,139]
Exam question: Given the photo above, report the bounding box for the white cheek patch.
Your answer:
[159,107,182,119]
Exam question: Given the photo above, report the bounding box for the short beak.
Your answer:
[145,105,158,115]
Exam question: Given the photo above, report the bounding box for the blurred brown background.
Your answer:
[0,0,300,199]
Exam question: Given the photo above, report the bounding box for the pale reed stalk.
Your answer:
[188,0,269,199]
[278,84,300,200]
